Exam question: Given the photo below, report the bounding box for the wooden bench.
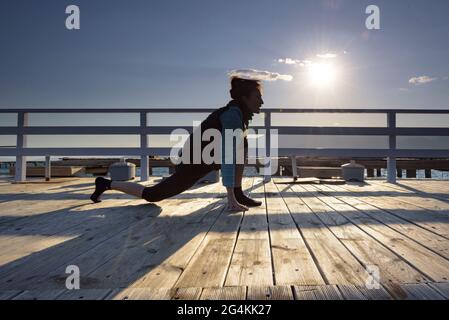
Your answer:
[289,156,342,180]
[9,166,85,178]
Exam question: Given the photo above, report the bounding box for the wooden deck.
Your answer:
[0,176,449,300]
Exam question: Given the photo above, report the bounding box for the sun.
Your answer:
[308,63,337,88]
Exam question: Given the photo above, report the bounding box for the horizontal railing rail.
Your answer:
[1,108,449,183]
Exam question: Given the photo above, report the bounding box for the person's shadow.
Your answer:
[0,182,239,294]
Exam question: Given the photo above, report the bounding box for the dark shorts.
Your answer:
[141,164,219,203]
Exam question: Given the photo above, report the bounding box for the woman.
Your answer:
[90,77,263,211]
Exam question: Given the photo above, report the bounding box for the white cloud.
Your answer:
[278,51,339,67]
[317,53,337,59]
[228,69,293,82]
[277,58,301,65]
[277,58,312,67]
[409,76,437,85]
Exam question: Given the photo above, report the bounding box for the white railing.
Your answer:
[1,108,449,183]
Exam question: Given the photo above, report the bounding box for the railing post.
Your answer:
[387,112,397,184]
[45,155,51,181]
[15,112,28,182]
[290,155,298,181]
[140,112,149,182]
[263,112,272,182]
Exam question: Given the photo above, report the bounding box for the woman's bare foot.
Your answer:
[227,200,249,212]
[226,187,249,212]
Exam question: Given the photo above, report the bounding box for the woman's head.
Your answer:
[230,77,264,114]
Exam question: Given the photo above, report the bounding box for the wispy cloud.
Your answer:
[316,53,337,59]
[277,52,338,68]
[228,69,293,82]
[409,75,438,85]
[277,58,300,65]
[277,58,312,67]
[443,76,449,81]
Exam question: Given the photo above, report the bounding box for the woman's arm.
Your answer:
[220,107,248,211]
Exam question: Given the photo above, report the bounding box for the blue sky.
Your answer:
[1,0,449,109]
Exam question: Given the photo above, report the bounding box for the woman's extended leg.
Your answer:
[111,181,145,198]
[90,177,145,203]
[90,165,212,203]
[141,166,208,202]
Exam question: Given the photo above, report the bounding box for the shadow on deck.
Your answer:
[0,177,448,300]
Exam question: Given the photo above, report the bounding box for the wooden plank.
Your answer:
[0,290,22,300]
[337,183,449,238]
[0,198,143,268]
[316,183,449,260]
[300,183,429,285]
[132,180,252,290]
[0,194,138,259]
[1,177,227,291]
[0,198,144,276]
[224,239,272,286]
[55,289,112,300]
[400,283,445,300]
[247,286,294,300]
[428,282,449,299]
[81,178,234,291]
[0,177,156,222]
[13,290,65,300]
[45,181,227,291]
[372,180,449,202]
[0,197,87,222]
[171,287,203,300]
[0,179,139,246]
[337,284,392,300]
[293,285,343,300]
[367,181,449,215]
[356,286,392,300]
[279,184,369,286]
[0,235,78,266]
[307,183,449,283]
[0,181,133,264]
[337,285,367,300]
[175,179,256,289]
[369,182,449,219]
[0,198,163,290]
[107,288,173,300]
[0,177,88,204]
[265,181,325,286]
[225,179,273,287]
[200,287,246,300]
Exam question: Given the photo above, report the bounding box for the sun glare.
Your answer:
[308,63,337,88]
